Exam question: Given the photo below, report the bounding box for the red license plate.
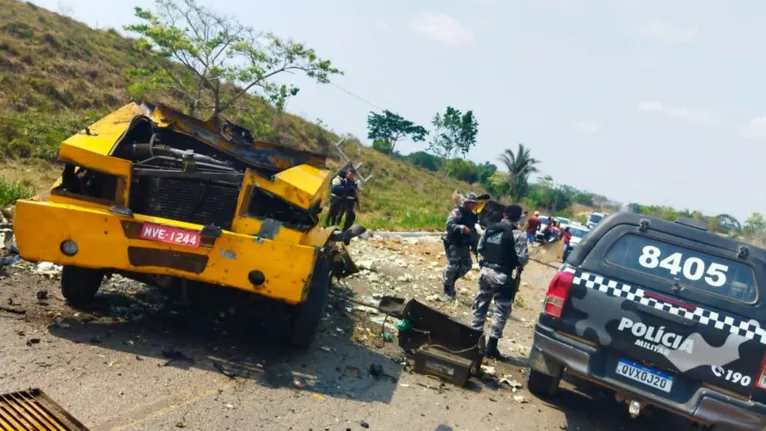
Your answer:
[139,223,201,248]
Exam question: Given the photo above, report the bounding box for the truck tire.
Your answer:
[289,257,331,349]
[61,266,104,307]
[526,368,561,398]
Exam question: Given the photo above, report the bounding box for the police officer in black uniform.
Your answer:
[472,204,529,360]
[442,193,479,298]
[325,168,359,232]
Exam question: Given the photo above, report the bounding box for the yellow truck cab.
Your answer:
[14,102,358,348]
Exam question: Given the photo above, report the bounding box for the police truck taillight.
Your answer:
[543,271,575,319]
[756,354,766,390]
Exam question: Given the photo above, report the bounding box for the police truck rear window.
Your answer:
[604,234,757,303]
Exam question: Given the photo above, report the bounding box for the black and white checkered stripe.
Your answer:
[570,269,766,345]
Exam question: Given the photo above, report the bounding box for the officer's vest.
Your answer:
[479,222,519,270]
[449,207,478,247]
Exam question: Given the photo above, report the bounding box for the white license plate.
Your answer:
[615,359,674,393]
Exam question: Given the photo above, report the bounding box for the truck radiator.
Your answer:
[129,176,240,230]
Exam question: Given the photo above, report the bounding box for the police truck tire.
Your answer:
[61,265,105,306]
[526,369,561,397]
[289,257,331,349]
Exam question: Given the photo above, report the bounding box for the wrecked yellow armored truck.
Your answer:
[14,102,362,348]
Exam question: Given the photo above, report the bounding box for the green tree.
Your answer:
[427,106,479,178]
[367,110,428,154]
[124,0,341,118]
[476,162,497,186]
[497,143,540,201]
[446,158,478,183]
[744,212,766,234]
[372,139,393,155]
[405,151,441,172]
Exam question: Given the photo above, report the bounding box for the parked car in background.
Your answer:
[557,217,571,230]
[586,212,608,229]
[536,215,555,242]
[567,223,590,248]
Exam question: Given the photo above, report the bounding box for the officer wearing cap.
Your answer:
[472,203,529,360]
[325,168,359,233]
[442,193,480,298]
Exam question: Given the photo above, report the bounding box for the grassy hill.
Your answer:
[0,0,483,230]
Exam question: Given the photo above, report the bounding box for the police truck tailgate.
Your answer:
[557,225,766,401]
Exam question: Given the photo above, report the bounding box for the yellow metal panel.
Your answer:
[300,224,335,247]
[61,102,142,155]
[251,165,331,210]
[56,144,132,205]
[14,200,316,304]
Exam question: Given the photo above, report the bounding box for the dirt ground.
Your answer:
[0,236,701,430]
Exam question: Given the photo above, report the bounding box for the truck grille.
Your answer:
[129,176,240,230]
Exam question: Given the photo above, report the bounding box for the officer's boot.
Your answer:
[485,336,506,361]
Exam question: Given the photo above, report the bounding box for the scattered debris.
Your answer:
[161,347,195,365]
[480,365,497,378]
[513,395,530,404]
[360,420,370,429]
[33,262,62,278]
[320,346,333,352]
[499,376,523,393]
[26,338,40,346]
[89,335,103,344]
[0,305,25,315]
[225,403,234,409]
[292,378,306,390]
[36,290,48,301]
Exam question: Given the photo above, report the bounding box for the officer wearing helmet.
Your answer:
[472,203,529,360]
[325,167,359,233]
[442,193,480,298]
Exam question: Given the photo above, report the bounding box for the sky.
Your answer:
[29,0,766,221]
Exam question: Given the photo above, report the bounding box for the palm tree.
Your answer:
[497,144,540,201]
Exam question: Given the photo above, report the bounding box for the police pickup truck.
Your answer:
[528,213,766,430]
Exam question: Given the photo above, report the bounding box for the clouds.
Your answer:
[412,12,474,45]
[638,21,698,44]
[638,101,715,125]
[573,121,600,133]
[740,117,766,139]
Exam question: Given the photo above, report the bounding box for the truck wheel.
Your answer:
[527,368,561,398]
[289,257,331,349]
[61,266,105,306]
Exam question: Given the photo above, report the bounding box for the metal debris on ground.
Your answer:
[0,388,89,430]
[499,376,523,392]
[161,347,195,365]
[292,378,306,390]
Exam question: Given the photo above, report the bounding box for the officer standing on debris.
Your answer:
[325,167,359,233]
[472,204,529,360]
[442,193,479,298]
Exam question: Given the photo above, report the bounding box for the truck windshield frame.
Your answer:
[603,233,758,304]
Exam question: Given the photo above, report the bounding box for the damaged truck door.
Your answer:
[14,102,360,349]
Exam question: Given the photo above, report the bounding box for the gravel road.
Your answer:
[0,236,700,430]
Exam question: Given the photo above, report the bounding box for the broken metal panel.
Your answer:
[0,388,89,430]
[145,103,327,173]
[54,145,133,206]
[256,164,332,211]
[61,102,143,156]
[299,225,336,248]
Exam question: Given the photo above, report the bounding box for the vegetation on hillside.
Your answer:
[1,0,763,239]
[0,0,483,230]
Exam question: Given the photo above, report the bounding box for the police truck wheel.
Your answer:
[526,368,561,398]
[289,257,331,349]
[61,265,105,306]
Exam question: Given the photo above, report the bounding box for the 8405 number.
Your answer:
[638,245,728,287]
